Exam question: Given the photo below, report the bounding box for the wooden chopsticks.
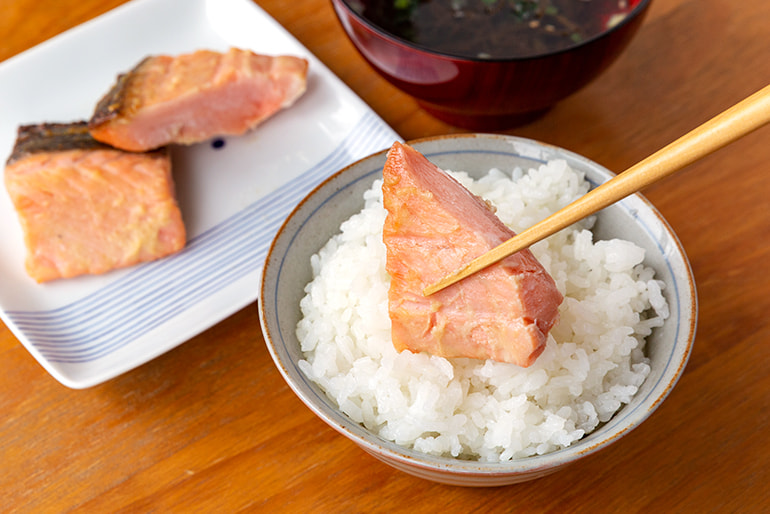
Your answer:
[424,84,770,296]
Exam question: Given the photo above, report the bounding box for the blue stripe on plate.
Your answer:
[7,112,399,363]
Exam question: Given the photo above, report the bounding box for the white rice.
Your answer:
[296,159,669,462]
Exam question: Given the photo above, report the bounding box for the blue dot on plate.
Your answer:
[211,138,226,149]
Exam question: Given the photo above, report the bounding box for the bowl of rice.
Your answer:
[259,133,696,486]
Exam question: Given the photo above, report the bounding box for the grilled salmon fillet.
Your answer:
[5,122,186,283]
[88,48,308,152]
[382,142,563,367]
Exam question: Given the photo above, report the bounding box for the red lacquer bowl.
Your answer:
[331,0,652,130]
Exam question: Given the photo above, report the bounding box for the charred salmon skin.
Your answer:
[88,48,308,152]
[382,142,563,367]
[4,122,186,283]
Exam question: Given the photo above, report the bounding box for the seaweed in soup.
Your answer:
[349,0,643,59]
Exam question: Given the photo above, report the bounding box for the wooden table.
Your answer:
[2,0,769,511]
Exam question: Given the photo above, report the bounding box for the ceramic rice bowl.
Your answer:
[259,133,696,486]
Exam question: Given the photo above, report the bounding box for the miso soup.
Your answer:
[346,0,643,59]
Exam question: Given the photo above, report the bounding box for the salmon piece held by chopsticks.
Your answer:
[4,122,186,283]
[382,142,563,367]
[88,48,308,152]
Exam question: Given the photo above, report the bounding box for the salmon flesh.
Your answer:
[4,122,186,283]
[382,142,563,367]
[88,48,309,152]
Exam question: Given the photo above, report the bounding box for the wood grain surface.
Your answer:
[2,0,769,512]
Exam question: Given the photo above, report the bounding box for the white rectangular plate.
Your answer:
[0,0,400,388]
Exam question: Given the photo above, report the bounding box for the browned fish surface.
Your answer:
[88,48,309,152]
[5,122,186,283]
[6,121,115,164]
[382,142,563,367]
